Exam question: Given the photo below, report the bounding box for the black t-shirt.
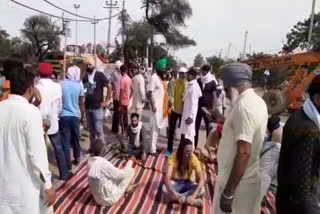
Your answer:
[197,79,217,109]
[83,71,109,110]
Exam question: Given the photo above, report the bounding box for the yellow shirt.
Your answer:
[172,79,188,114]
[168,153,202,180]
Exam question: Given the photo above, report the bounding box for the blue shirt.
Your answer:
[61,80,84,118]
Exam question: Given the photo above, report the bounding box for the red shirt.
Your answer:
[120,74,132,106]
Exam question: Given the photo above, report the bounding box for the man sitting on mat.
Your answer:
[195,123,222,164]
[88,140,139,207]
[126,113,147,163]
[163,138,205,207]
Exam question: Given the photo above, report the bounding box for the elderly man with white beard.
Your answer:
[212,63,268,214]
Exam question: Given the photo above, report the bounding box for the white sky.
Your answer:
[0,0,314,66]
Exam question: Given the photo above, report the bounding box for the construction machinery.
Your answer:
[242,52,320,115]
[45,53,113,80]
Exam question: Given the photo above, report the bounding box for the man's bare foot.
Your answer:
[125,183,139,194]
[186,198,203,208]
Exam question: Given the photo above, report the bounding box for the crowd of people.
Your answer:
[0,56,319,214]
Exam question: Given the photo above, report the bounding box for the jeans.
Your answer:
[48,132,70,180]
[59,116,81,163]
[112,100,120,133]
[162,180,199,201]
[127,143,143,158]
[195,108,212,148]
[167,112,182,153]
[86,108,105,150]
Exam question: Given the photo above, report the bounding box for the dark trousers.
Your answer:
[167,112,182,153]
[112,100,120,133]
[59,116,81,164]
[48,132,70,180]
[194,108,211,148]
[120,105,128,134]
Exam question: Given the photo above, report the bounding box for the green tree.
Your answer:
[193,54,204,67]
[109,39,123,63]
[0,28,27,57]
[123,21,153,63]
[206,55,235,77]
[143,0,196,48]
[283,14,320,53]
[96,43,106,56]
[0,28,12,56]
[21,15,67,62]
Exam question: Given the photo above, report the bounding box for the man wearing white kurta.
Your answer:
[212,63,268,214]
[180,69,202,142]
[0,68,55,214]
[88,142,135,207]
[131,67,146,117]
[147,59,169,154]
[148,72,168,154]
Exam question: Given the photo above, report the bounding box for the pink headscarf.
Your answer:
[67,66,81,82]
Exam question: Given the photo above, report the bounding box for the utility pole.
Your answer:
[92,16,99,67]
[121,0,126,58]
[73,4,80,47]
[227,42,231,58]
[104,0,119,55]
[242,30,248,59]
[308,0,316,49]
[62,15,70,80]
[121,0,125,46]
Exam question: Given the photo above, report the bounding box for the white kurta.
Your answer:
[148,73,168,129]
[88,157,135,206]
[212,89,268,214]
[148,73,168,153]
[131,73,146,116]
[36,78,62,135]
[180,80,202,141]
[0,95,52,214]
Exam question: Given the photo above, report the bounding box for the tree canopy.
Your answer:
[21,15,67,62]
[283,14,320,53]
[0,28,23,57]
[143,0,196,48]
[193,53,204,67]
[206,55,234,76]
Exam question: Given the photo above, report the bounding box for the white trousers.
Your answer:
[149,115,159,153]
[212,176,262,214]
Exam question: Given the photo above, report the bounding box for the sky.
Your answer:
[0,0,314,66]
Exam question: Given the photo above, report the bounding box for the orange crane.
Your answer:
[242,52,320,115]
